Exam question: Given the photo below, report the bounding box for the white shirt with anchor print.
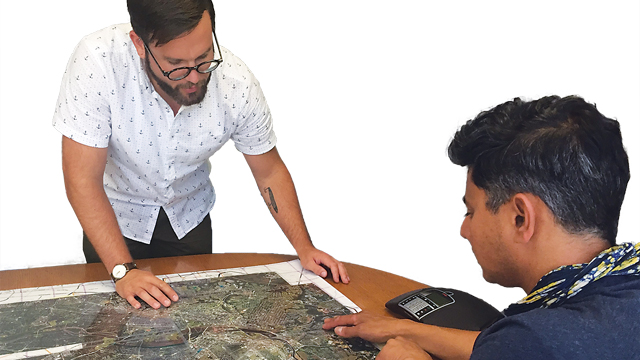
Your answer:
[53,24,277,243]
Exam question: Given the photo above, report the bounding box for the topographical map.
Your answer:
[0,261,379,359]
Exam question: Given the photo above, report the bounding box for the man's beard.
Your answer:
[144,57,211,106]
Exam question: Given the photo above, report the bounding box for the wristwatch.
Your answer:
[111,262,137,282]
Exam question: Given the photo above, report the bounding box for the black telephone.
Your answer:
[385,287,505,331]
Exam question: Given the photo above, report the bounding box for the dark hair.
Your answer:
[448,95,630,246]
[127,0,215,46]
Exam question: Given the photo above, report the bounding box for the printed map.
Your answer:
[0,262,379,359]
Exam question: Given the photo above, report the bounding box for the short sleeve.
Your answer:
[231,75,277,155]
[470,318,556,360]
[52,38,112,148]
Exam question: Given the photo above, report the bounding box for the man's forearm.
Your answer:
[256,163,314,253]
[65,179,132,272]
[243,148,349,284]
[61,135,175,309]
[62,136,132,273]
[401,322,478,360]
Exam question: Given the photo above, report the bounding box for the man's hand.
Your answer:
[298,246,350,284]
[323,311,410,343]
[378,337,433,360]
[325,310,479,360]
[114,269,179,309]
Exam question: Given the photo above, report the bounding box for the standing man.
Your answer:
[324,95,639,359]
[53,0,349,310]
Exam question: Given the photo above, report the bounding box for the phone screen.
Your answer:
[399,290,455,320]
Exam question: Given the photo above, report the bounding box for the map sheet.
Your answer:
[0,260,379,359]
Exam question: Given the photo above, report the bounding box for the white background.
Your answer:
[0,1,638,311]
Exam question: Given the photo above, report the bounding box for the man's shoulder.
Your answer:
[471,275,640,360]
[74,24,134,61]
[65,23,138,81]
[79,24,132,47]
[213,46,260,85]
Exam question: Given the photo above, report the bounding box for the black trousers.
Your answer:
[83,208,212,263]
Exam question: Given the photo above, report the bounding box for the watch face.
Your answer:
[112,264,127,279]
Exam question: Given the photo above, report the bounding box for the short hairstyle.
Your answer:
[127,0,215,46]
[448,95,630,246]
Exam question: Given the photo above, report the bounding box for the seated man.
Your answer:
[324,95,640,360]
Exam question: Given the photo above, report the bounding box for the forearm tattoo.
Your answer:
[264,187,278,213]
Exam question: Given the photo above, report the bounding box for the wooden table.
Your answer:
[0,253,427,318]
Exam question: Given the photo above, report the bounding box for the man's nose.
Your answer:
[185,67,201,84]
[460,217,470,240]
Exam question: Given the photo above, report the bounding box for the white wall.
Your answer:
[1,1,638,311]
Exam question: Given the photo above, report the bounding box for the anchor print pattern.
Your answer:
[52,23,276,243]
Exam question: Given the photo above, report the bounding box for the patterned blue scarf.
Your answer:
[504,242,640,316]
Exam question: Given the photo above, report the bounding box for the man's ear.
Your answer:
[129,31,146,59]
[511,193,535,244]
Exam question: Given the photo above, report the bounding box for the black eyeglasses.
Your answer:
[143,30,223,81]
